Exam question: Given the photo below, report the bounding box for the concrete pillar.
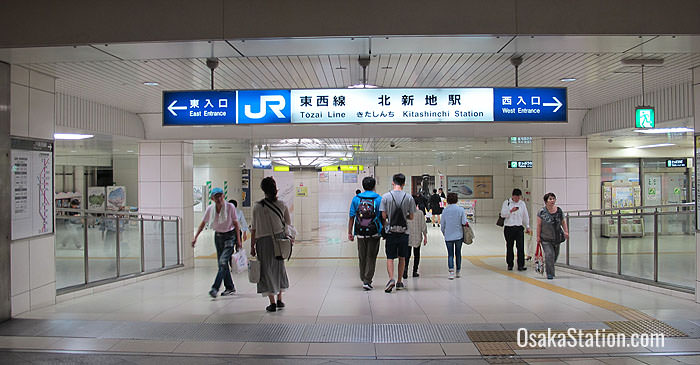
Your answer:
[138,141,194,267]
[531,137,589,226]
[693,66,700,303]
[9,65,56,316]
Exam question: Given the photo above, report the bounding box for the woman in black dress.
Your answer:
[429,189,442,227]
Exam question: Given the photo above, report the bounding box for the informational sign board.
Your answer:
[163,87,567,125]
[87,186,106,210]
[666,159,686,168]
[446,176,493,199]
[296,186,308,197]
[11,138,54,240]
[106,186,126,211]
[241,169,250,207]
[508,161,533,168]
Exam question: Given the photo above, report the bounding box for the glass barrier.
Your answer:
[562,204,695,292]
[55,210,180,291]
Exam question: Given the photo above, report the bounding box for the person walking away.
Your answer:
[192,188,241,298]
[441,193,467,279]
[438,187,446,199]
[429,189,442,227]
[348,176,383,290]
[501,188,531,271]
[229,199,249,242]
[537,192,569,279]
[404,197,428,278]
[250,177,292,312]
[380,173,415,293]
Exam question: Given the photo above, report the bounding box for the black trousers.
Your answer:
[504,225,525,269]
[403,246,421,275]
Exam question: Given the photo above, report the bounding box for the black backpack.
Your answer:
[387,192,408,234]
[354,196,378,237]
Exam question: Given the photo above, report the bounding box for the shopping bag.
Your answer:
[232,249,248,274]
[533,242,545,276]
[462,222,474,245]
[248,258,260,283]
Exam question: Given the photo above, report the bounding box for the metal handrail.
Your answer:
[55,209,182,293]
[565,202,693,215]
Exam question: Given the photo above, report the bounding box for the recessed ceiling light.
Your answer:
[475,156,481,159]
[54,133,94,140]
[634,127,693,134]
[127,150,134,153]
[70,150,77,153]
[560,78,577,82]
[143,81,159,86]
[635,143,676,149]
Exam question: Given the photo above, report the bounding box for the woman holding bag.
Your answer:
[536,192,569,280]
[440,193,467,280]
[251,176,292,312]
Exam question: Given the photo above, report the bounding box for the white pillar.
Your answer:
[692,66,700,303]
[138,141,194,267]
[9,66,57,316]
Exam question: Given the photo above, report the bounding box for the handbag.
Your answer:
[261,200,293,260]
[462,222,474,245]
[248,258,260,283]
[496,199,508,227]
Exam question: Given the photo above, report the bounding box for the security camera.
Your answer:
[390,141,396,148]
[608,138,613,143]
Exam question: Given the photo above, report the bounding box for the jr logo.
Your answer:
[244,95,286,119]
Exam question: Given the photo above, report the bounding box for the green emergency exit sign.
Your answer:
[635,107,655,128]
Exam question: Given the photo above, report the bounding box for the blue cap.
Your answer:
[210,187,223,197]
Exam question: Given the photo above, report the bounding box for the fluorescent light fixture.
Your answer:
[635,143,676,149]
[634,127,693,134]
[143,81,159,86]
[127,150,134,153]
[348,84,377,88]
[560,77,577,82]
[54,133,94,140]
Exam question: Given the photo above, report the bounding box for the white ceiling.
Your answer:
[2,35,698,117]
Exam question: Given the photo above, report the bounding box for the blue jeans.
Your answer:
[445,239,462,270]
[212,231,236,291]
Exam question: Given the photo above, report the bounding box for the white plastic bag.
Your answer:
[248,258,260,283]
[232,248,248,274]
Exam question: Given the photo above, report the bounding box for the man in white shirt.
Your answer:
[500,188,531,271]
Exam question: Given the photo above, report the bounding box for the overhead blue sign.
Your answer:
[493,88,566,122]
[163,91,236,125]
[163,87,567,125]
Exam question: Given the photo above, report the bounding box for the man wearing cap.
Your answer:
[193,187,242,298]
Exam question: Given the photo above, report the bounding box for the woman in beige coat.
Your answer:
[403,198,428,278]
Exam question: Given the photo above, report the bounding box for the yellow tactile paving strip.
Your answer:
[475,341,515,356]
[605,320,688,337]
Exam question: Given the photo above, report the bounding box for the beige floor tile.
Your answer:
[46,337,120,351]
[315,315,374,324]
[174,341,245,355]
[0,336,63,349]
[239,342,310,356]
[375,343,445,356]
[671,355,700,364]
[564,360,606,365]
[515,346,584,356]
[646,339,700,352]
[440,342,480,356]
[109,339,181,353]
[307,342,375,356]
[597,357,648,365]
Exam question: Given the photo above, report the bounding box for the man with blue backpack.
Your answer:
[348,176,383,291]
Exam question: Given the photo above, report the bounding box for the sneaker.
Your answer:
[220,289,236,296]
[518,267,527,271]
[208,289,218,298]
[266,303,277,312]
[276,300,285,309]
[396,282,405,290]
[362,283,372,291]
[448,271,455,280]
[432,223,436,227]
[507,266,513,271]
[455,270,461,278]
[367,283,374,289]
[385,279,395,293]
[547,275,554,280]
[402,272,408,279]
[412,272,420,277]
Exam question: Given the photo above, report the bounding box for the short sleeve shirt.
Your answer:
[201,203,238,233]
[379,190,416,232]
[251,199,290,238]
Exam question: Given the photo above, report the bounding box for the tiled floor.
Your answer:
[6,223,700,360]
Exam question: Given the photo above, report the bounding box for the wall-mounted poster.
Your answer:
[106,186,126,210]
[343,173,358,184]
[446,175,493,199]
[319,172,329,183]
[87,187,106,210]
[193,185,205,212]
[11,138,54,240]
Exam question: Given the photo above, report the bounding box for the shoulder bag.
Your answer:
[261,200,293,260]
[496,200,508,227]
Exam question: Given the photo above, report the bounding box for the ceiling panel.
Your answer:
[372,36,512,54]
[502,36,657,54]
[92,41,239,60]
[229,38,368,57]
[0,45,116,64]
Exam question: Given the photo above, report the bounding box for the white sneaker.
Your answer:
[448,271,455,280]
[456,270,461,278]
